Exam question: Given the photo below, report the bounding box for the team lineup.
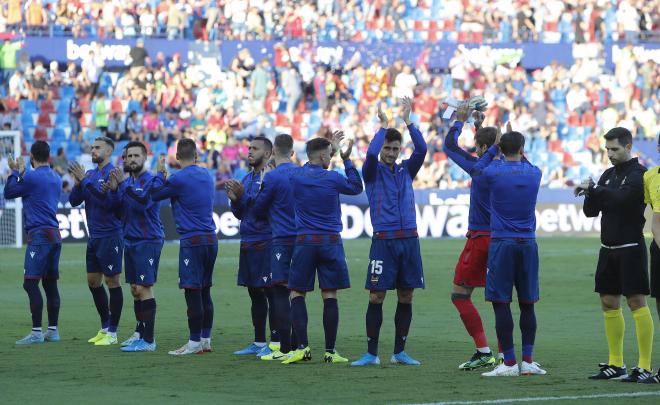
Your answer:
[5,96,660,381]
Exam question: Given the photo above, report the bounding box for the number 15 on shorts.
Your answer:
[370,260,383,274]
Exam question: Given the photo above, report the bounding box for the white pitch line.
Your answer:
[409,391,660,405]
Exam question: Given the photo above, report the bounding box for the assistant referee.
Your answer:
[575,127,653,382]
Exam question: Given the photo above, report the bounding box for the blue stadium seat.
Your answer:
[151,141,167,156]
[60,86,75,99]
[52,127,67,141]
[20,100,37,114]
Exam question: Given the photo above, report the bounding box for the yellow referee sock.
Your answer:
[604,309,625,367]
[632,306,654,371]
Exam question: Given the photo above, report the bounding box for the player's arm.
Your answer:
[406,123,428,179]
[589,168,644,210]
[226,178,247,219]
[443,103,478,173]
[150,172,180,201]
[469,144,498,177]
[3,168,30,199]
[333,159,364,195]
[251,174,276,219]
[652,213,660,249]
[363,127,385,183]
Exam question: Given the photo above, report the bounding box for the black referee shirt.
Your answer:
[583,157,647,246]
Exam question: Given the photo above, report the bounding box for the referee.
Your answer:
[575,127,654,382]
[641,134,660,384]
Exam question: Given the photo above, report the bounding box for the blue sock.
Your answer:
[493,302,516,366]
[323,298,339,353]
[266,287,280,343]
[366,302,383,356]
[248,287,267,342]
[201,286,213,339]
[291,296,308,349]
[394,302,412,354]
[23,279,43,329]
[89,285,110,329]
[42,278,60,328]
[141,298,156,343]
[519,302,537,363]
[108,286,123,333]
[184,289,203,342]
[272,285,291,353]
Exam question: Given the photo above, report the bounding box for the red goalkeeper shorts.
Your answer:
[453,231,491,288]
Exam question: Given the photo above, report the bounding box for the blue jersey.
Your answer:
[474,145,542,239]
[113,171,165,241]
[363,123,427,235]
[443,121,491,232]
[291,160,363,235]
[230,170,271,242]
[69,163,122,238]
[4,166,61,235]
[252,162,297,239]
[151,165,216,240]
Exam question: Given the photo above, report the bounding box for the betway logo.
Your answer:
[535,204,601,233]
[66,40,131,62]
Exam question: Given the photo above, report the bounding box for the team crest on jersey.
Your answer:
[184,259,190,266]
[108,265,113,270]
[29,251,35,259]
[276,253,281,261]
[149,258,154,266]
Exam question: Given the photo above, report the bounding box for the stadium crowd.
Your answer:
[0,3,659,191]
[0,0,658,43]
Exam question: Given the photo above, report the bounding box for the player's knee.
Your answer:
[23,279,38,291]
[130,285,140,298]
[105,275,121,288]
[321,289,337,300]
[397,289,413,304]
[451,293,471,302]
[369,291,385,304]
[626,295,647,311]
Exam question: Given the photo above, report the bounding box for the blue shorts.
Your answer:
[271,238,295,285]
[485,238,539,303]
[288,234,350,292]
[86,235,123,276]
[24,243,61,280]
[179,237,218,289]
[124,240,164,286]
[237,240,271,288]
[365,237,424,290]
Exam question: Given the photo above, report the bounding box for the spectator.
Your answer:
[250,58,270,113]
[125,110,143,141]
[52,147,68,176]
[0,38,21,84]
[69,91,84,142]
[107,112,124,141]
[93,92,109,135]
[127,38,149,77]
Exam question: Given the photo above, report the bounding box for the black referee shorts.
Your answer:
[595,241,650,296]
[650,241,660,298]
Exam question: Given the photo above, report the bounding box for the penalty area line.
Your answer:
[407,390,660,405]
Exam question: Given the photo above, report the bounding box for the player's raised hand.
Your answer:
[7,154,18,172]
[506,121,513,133]
[156,155,168,179]
[377,103,389,128]
[455,101,470,123]
[331,130,344,156]
[340,138,354,161]
[16,156,25,174]
[68,162,85,184]
[472,110,485,130]
[399,97,412,125]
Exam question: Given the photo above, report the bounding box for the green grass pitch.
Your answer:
[1,237,660,404]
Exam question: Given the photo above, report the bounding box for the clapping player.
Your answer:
[352,97,427,366]
[5,142,62,345]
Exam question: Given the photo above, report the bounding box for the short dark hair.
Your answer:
[604,127,633,147]
[124,141,147,156]
[385,128,403,143]
[30,141,50,163]
[177,138,197,160]
[94,136,115,150]
[252,136,273,152]
[475,127,497,148]
[306,137,332,156]
[499,131,525,156]
[274,134,293,156]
